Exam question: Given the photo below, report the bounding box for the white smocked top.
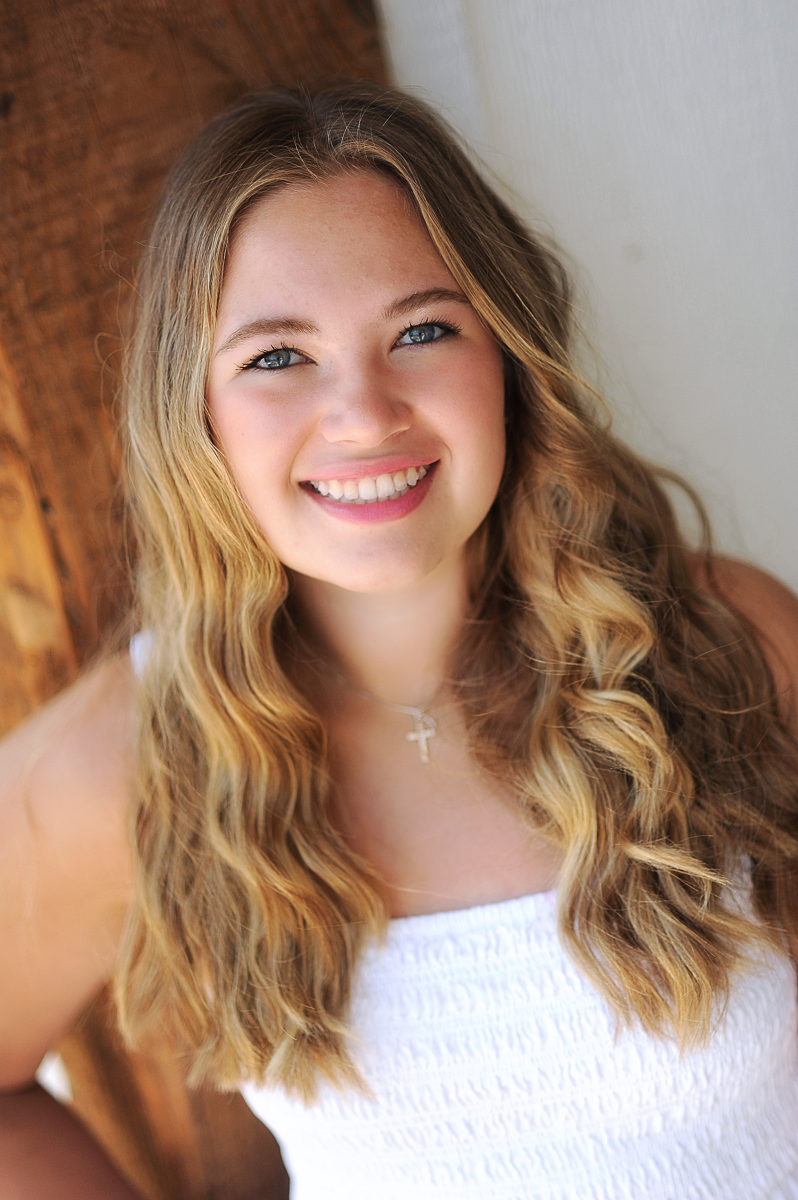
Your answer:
[242,889,798,1200]
[130,636,798,1198]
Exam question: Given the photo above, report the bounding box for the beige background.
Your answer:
[377,0,797,590]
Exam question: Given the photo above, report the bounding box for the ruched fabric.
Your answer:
[242,889,798,1199]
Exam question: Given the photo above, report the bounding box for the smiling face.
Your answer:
[207,170,506,595]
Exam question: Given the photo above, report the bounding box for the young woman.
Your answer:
[2,82,798,1199]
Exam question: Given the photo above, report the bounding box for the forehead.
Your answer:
[233,168,421,248]
[221,170,456,309]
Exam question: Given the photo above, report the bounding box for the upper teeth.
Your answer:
[309,465,428,503]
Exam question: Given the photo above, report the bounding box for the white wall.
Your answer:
[376,0,798,590]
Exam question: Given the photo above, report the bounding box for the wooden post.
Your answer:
[0,2,386,1194]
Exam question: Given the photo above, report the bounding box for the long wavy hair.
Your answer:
[117,81,798,1099]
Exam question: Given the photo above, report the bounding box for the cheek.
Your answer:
[452,354,507,486]
[206,387,299,499]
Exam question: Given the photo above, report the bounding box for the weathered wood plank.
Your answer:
[1,2,385,1194]
[0,345,78,724]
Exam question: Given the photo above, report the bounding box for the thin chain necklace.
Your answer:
[303,649,438,764]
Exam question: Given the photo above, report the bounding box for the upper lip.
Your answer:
[299,456,438,483]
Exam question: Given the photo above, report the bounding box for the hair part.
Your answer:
[117,81,798,1100]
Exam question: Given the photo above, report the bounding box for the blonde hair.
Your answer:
[118,82,798,1099]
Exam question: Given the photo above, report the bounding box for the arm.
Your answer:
[0,655,141,1197]
[0,1084,142,1199]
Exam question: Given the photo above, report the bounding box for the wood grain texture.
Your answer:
[1,1,385,1194]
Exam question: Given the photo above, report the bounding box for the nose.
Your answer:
[319,365,412,448]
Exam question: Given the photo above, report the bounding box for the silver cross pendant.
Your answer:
[406,710,437,764]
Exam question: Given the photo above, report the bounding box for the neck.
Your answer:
[291,553,469,708]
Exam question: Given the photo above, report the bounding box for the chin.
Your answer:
[295,547,453,596]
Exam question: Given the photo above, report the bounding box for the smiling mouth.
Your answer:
[303,463,433,505]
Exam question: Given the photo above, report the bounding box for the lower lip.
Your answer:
[302,464,437,524]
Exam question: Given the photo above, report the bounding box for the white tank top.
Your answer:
[129,634,798,1198]
[242,889,798,1200]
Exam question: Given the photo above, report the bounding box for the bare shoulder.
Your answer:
[690,553,798,729]
[0,653,137,863]
[0,654,137,1089]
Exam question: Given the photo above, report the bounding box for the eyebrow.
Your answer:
[381,288,470,320]
[214,288,471,358]
[214,317,320,358]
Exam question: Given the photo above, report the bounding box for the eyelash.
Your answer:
[396,315,462,344]
[237,340,297,372]
[236,316,462,372]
